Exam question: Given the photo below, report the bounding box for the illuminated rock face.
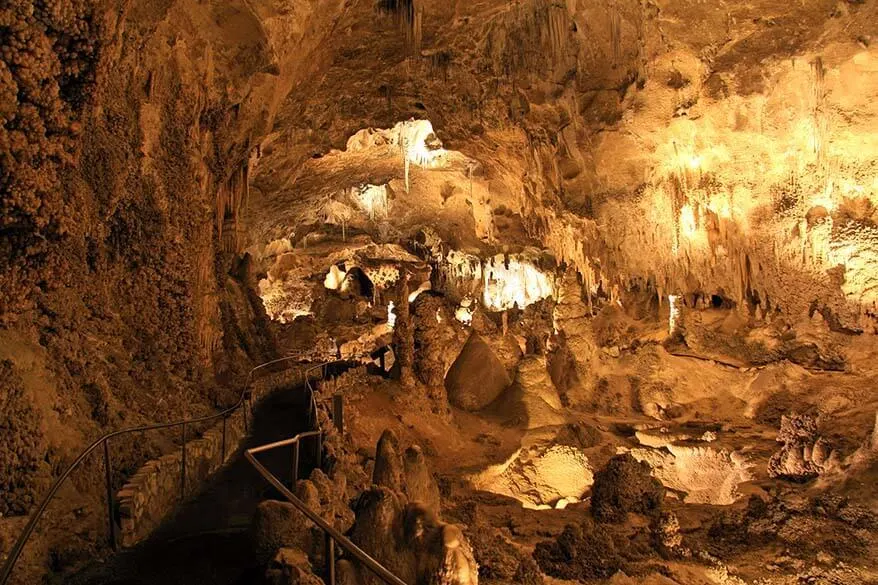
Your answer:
[472,438,594,509]
[628,446,753,505]
[442,251,555,312]
[444,334,512,411]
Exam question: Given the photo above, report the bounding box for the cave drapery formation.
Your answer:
[1,1,877,585]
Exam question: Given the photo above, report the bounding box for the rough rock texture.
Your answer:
[413,294,468,390]
[467,527,543,585]
[445,334,512,411]
[373,430,441,514]
[590,454,666,523]
[472,433,593,509]
[629,445,753,505]
[251,493,318,564]
[308,468,356,534]
[0,359,46,516]
[350,491,478,585]
[505,356,565,429]
[373,429,405,493]
[404,445,442,513]
[769,413,839,481]
[533,520,622,580]
[266,548,325,585]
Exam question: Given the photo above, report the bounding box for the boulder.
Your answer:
[266,548,324,585]
[252,500,316,563]
[445,333,512,411]
[591,454,665,523]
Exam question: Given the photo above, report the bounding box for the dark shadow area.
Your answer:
[67,383,316,585]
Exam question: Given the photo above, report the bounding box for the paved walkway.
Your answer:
[70,384,316,585]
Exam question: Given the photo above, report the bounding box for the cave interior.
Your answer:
[1,1,877,585]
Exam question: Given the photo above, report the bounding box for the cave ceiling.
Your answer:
[241,0,878,328]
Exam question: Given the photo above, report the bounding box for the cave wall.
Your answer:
[0,0,348,522]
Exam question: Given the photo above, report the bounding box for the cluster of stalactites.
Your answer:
[216,161,250,253]
[377,0,423,56]
[439,250,556,312]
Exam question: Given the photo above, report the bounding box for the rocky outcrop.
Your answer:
[251,478,328,564]
[505,355,565,430]
[768,414,839,482]
[373,430,441,514]
[350,490,478,585]
[590,454,665,523]
[266,548,325,585]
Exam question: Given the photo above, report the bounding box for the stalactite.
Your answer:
[378,0,423,56]
[215,160,250,253]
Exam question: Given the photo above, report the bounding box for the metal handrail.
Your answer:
[0,353,308,585]
[245,441,409,585]
[246,357,409,585]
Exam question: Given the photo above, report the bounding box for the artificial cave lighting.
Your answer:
[13,5,878,585]
[442,250,554,312]
[399,119,448,169]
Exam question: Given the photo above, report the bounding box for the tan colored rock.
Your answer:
[444,333,512,411]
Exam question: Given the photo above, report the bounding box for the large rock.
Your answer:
[508,355,565,429]
[768,413,839,481]
[590,454,665,523]
[471,429,593,508]
[445,333,512,411]
[309,468,355,533]
[266,548,325,585]
[252,499,317,563]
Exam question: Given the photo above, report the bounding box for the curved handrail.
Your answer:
[0,352,308,585]
[246,357,409,585]
[245,439,409,585]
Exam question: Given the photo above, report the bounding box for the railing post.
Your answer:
[243,392,250,434]
[102,440,117,551]
[180,423,187,501]
[315,432,323,470]
[221,415,228,462]
[332,393,344,436]
[292,440,300,486]
[325,533,336,585]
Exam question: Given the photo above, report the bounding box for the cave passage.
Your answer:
[68,386,315,585]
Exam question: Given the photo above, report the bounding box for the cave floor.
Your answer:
[66,386,315,585]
